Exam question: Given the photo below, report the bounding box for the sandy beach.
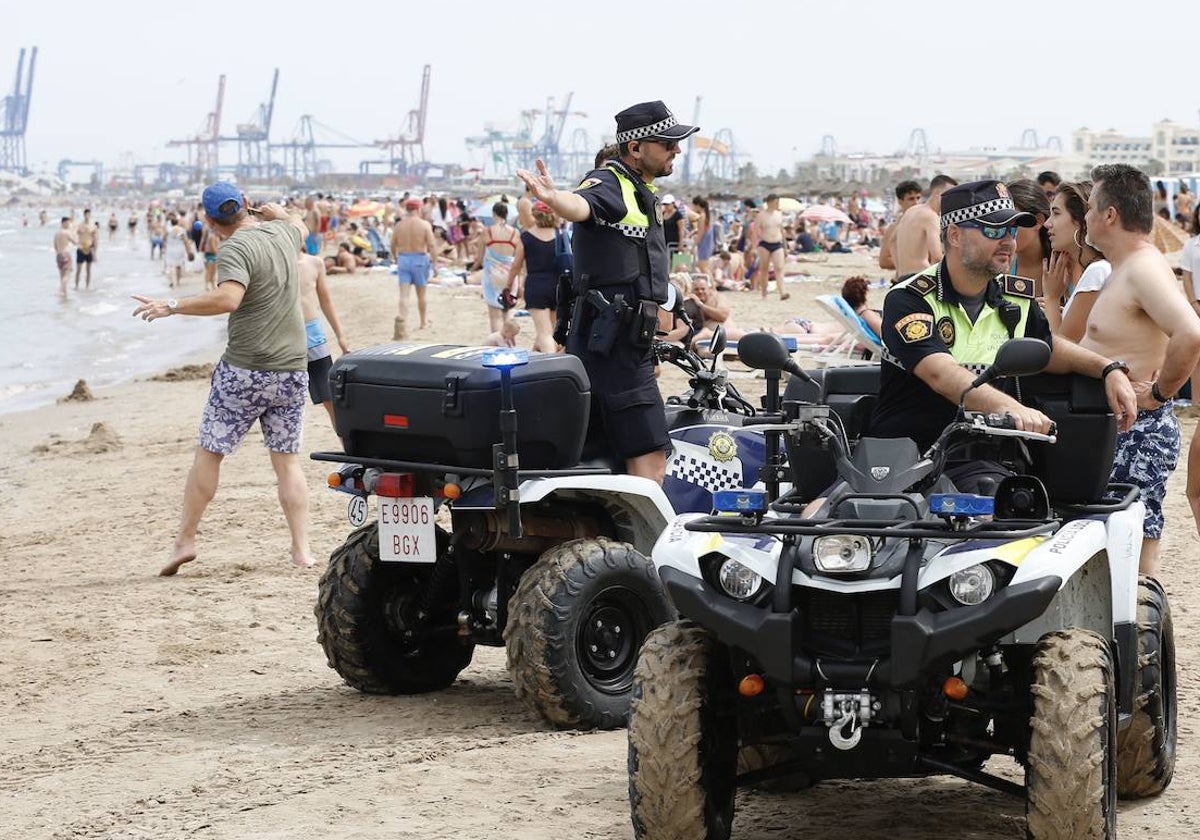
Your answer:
[3,253,1200,839]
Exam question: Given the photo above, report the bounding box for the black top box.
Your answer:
[329,343,591,470]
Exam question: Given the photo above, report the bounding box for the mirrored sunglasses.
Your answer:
[959,221,1020,240]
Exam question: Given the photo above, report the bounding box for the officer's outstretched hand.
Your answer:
[516,159,557,203]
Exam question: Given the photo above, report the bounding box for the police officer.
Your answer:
[518,101,698,483]
[869,179,1137,491]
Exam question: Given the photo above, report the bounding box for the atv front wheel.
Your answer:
[628,620,738,840]
[504,537,675,730]
[1116,576,1176,798]
[315,524,473,694]
[1025,629,1117,839]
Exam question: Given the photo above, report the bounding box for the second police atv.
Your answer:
[628,334,1175,839]
[310,328,790,730]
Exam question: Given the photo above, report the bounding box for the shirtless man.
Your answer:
[75,209,99,289]
[753,194,791,300]
[1073,165,1200,575]
[390,196,439,338]
[686,274,742,347]
[298,252,350,425]
[200,222,222,290]
[107,212,119,241]
[889,174,957,283]
[878,179,922,278]
[53,217,75,300]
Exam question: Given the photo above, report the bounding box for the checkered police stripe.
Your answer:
[667,449,742,494]
[882,345,988,375]
[616,115,678,144]
[940,198,1017,229]
[596,218,648,238]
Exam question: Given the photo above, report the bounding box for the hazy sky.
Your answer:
[6,0,1197,181]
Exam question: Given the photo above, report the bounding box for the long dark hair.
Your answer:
[1056,180,1104,260]
[1007,179,1052,261]
[692,196,710,229]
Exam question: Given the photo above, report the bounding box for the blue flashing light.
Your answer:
[930,493,995,517]
[713,489,768,514]
[481,348,530,370]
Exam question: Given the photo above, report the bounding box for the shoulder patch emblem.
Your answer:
[908,274,937,296]
[937,316,955,347]
[574,177,602,191]
[1001,274,1036,299]
[895,311,934,343]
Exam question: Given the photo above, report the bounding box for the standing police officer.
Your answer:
[518,101,698,483]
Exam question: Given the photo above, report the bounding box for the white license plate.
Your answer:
[378,497,436,563]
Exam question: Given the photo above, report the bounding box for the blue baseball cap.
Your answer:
[202,181,245,222]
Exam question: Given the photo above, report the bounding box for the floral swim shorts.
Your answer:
[1110,402,1180,540]
[198,360,308,455]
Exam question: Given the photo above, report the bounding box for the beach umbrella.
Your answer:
[800,205,852,225]
[347,200,384,218]
[777,197,804,213]
[1151,215,1188,254]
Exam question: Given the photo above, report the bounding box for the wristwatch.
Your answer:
[1100,360,1129,380]
[166,298,178,314]
[1151,381,1173,404]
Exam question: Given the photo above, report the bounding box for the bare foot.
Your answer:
[419,320,430,330]
[292,549,317,569]
[160,541,197,576]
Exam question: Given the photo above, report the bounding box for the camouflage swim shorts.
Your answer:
[1110,403,1180,540]
[198,360,308,455]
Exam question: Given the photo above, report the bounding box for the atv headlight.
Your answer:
[718,558,764,601]
[949,564,996,606]
[813,535,873,573]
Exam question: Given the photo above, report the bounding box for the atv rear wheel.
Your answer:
[1025,629,1117,840]
[505,537,674,729]
[628,620,738,840]
[1116,576,1176,798]
[315,524,473,694]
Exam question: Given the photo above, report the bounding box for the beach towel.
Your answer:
[482,247,515,310]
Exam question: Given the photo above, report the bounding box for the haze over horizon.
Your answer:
[6,0,1197,180]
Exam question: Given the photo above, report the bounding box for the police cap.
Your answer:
[614,101,700,145]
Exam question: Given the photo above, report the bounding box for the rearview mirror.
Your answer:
[707,325,727,365]
[736,331,792,371]
[991,338,1051,379]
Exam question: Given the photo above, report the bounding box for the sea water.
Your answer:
[0,207,227,414]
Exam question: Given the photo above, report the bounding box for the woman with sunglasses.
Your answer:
[1006,179,1052,288]
[1041,181,1110,342]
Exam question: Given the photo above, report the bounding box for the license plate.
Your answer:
[378,497,436,563]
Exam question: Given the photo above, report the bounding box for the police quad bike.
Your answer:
[310,325,792,730]
[628,333,1175,839]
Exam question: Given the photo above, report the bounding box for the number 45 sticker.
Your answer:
[347,496,369,527]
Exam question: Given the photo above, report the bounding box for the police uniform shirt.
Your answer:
[573,167,635,226]
[869,261,1053,451]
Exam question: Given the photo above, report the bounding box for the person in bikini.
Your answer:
[390,197,440,338]
[753,193,790,300]
[480,202,520,335]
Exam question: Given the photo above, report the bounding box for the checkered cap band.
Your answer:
[596,218,647,238]
[616,115,678,144]
[940,197,1018,229]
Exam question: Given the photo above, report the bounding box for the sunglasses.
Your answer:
[644,138,681,152]
[958,221,1020,240]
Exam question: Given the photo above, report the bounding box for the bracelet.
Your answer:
[1100,360,1129,381]
[1151,381,1173,404]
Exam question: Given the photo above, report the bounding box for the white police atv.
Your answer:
[310,328,790,731]
[628,334,1175,839]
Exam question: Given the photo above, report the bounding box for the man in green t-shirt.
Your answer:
[132,182,314,576]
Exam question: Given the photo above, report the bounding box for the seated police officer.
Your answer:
[869,180,1137,493]
[517,101,699,484]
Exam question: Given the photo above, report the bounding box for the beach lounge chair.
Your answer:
[803,294,883,366]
